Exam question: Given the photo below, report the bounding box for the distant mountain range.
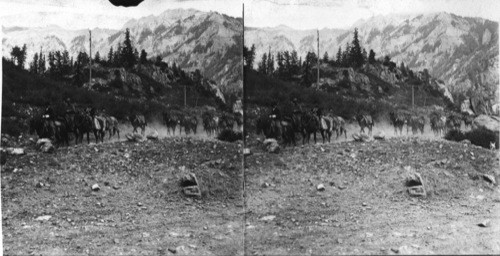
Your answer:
[245,12,498,104]
[2,9,243,96]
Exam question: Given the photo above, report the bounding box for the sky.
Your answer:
[0,0,242,30]
[244,0,500,29]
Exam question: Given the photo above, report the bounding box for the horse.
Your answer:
[389,111,406,135]
[355,114,374,135]
[182,114,198,135]
[202,111,218,136]
[90,112,107,143]
[130,114,147,135]
[301,111,320,144]
[104,115,120,140]
[163,110,181,135]
[74,110,93,144]
[331,115,347,139]
[318,114,333,143]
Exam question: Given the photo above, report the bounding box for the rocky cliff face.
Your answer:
[245,12,498,108]
[2,9,242,97]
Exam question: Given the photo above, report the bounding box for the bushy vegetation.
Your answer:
[445,127,499,149]
[216,129,242,142]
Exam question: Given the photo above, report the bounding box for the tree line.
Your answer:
[244,28,417,87]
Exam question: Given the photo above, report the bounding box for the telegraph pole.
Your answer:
[89,30,92,85]
[317,29,320,86]
[412,83,414,109]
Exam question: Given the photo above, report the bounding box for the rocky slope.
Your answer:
[2,8,242,96]
[245,12,498,105]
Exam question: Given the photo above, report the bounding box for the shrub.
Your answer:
[217,129,242,142]
[444,129,466,142]
[464,127,499,149]
[445,127,499,149]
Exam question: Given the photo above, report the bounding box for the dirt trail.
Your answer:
[244,136,500,255]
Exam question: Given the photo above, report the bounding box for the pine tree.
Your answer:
[290,50,300,77]
[322,51,329,63]
[140,49,148,64]
[39,50,46,74]
[336,47,342,67]
[30,53,39,74]
[276,52,284,78]
[350,28,364,68]
[342,43,350,67]
[257,53,268,74]
[243,44,256,70]
[400,62,407,76]
[94,51,101,63]
[122,28,136,68]
[266,50,275,75]
[362,48,368,64]
[108,47,114,65]
[368,49,376,64]
[114,43,122,66]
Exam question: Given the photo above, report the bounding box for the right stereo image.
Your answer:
[243,0,500,254]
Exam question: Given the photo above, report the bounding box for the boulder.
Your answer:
[5,148,25,155]
[36,139,55,153]
[472,115,500,133]
[373,131,386,140]
[146,130,159,140]
[125,132,146,142]
[352,133,371,142]
[180,173,201,197]
[263,138,280,153]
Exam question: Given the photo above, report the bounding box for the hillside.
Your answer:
[245,12,499,109]
[1,58,227,137]
[2,8,243,97]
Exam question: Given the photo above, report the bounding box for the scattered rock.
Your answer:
[168,247,177,254]
[362,202,367,206]
[5,148,25,155]
[336,238,343,244]
[113,238,120,244]
[125,133,146,142]
[263,139,280,153]
[180,173,201,197]
[338,185,347,190]
[260,215,276,222]
[316,184,325,191]
[243,148,252,156]
[36,139,55,153]
[391,247,400,253]
[482,174,496,185]
[373,132,386,140]
[352,133,372,142]
[146,130,159,140]
[91,184,100,191]
[35,215,52,221]
[478,220,490,227]
[408,185,426,197]
[261,182,270,188]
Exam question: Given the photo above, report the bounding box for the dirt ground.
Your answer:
[243,131,500,255]
[1,133,244,255]
[2,122,499,255]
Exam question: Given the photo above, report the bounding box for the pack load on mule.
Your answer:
[354,113,374,136]
[129,113,147,135]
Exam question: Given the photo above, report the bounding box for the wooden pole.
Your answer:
[412,83,414,109]
[317,29,320,86]
[89,30,92,85]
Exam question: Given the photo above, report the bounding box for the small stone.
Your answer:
[112,185,120,190]
[316,184,325,191]
[337,238,343,244]
[91,184,100,191]
[203,226,208,230]
[482,174,496,185]
[168,248,177,254]
[260,215,276,221]
[338,186,347,190]
[36,215,52,221]
[362,202,367,206]
[391,247,400,253]
[137,202,143,207]
[478,220,490,227]
[113,238,119,244]
[262,182,270,188]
